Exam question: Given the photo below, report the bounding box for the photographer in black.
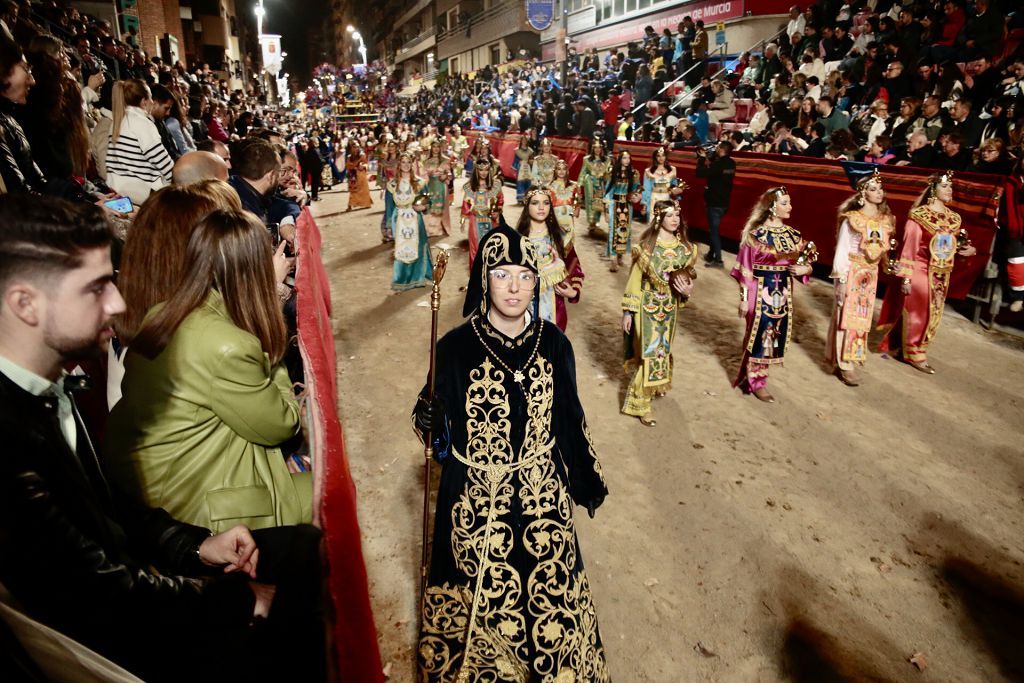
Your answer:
[695,140,736,268]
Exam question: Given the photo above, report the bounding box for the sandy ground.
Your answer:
[312,180,1024,683]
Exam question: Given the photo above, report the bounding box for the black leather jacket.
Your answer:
[0,372,254,679]
[0,97,45,193]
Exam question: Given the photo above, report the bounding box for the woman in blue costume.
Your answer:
[389,152,434,291]
[605,149,641,272]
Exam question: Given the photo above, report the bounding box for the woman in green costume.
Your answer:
[578,138,611,235]
[620,200,697,426]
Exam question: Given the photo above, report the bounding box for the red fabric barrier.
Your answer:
[470,131,1003,298]
[635,145,1001,300]
[476,132,590,181]
[296,209,384,683]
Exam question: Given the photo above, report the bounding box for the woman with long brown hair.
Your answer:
[621,200,696,425]
[875,172,976,373]
[827,170,895,386]
[731,187,813,402]
[105,209,310,532]
[22,35,90,181]
[345,143,373,211]
[605,149,642,272]
[389,152,433,292]
[514,186,584,330]
[116,180,243,344]
[461,158,504,266]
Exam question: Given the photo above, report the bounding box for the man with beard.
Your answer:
[0,196,325,682]
[228,138,281,222]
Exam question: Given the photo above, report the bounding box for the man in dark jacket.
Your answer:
[0,37,46,193]
[555,94,575,136]
[0,195,324,683]
[228,138,280,223]
[573,99,596,138]
[695,140,736,267]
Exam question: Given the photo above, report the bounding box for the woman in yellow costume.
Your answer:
[621,200,697,426]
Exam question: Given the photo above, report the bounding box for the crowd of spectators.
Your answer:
[359,0,1022,176]
[0,2,332,680]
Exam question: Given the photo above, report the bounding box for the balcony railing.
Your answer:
[399,26,436,54]
[437,0,518,42]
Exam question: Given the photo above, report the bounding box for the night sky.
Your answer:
[238,0,331,85]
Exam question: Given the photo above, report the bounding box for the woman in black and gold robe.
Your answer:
[413,226,610,683]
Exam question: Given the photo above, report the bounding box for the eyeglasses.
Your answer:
[488,269,537,289]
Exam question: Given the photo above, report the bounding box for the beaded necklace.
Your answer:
[471,316,544,391]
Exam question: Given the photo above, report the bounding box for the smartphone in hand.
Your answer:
[103,196,133,214]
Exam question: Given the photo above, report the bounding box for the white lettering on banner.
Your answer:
[567,0,743,51]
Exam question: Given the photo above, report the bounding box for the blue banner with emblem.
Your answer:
[526,0,555,31]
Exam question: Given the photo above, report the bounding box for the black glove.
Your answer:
[414,395,445,435]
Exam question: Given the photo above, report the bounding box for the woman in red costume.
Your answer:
[875,172,977,374]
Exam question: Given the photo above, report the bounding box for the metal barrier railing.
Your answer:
[632,25,788,129]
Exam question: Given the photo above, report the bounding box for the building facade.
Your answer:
[434,0,539,76]
[539,0,791,64]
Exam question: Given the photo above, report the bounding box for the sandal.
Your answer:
[836,369,860,386]
[906,360,935,375]
[638,415,657,427]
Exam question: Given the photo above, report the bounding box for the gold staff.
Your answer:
[420,248,449,615]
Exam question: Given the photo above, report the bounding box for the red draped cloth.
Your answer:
[296,209,384,683]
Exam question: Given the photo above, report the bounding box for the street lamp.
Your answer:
[254,1,266,36]
[347,25,367,66]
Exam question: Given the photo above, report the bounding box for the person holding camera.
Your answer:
[695,140,736,268]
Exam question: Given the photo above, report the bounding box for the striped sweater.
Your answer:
[105,106,173,184]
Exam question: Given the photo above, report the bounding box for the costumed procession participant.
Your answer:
[513,136,534,204]
[378,139,400,242]
[605,150,642,272]
[827,170,896,386]
[548,158,581,236]
[461,159,504,266]
[422,141,453,236]
[515,186,585,331]
[531,137,559,189]
[449,125,469,176]
[465,134,488,176]
[620,200,697,426]
[346,144,374,212]
[388,152,434,291]
[642,145,684,221]
[732,187,814,403]
[875,172,976,373]
[578,138,612,236]
[412,224,609,683]
[441,136,457,206]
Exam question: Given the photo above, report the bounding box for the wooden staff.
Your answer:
[420,248,449,616]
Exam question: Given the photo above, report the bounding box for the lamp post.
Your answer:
[254,1,265,37]
[347,25,367,66]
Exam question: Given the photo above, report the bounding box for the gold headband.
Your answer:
[524,187,551,202]
[860,168,883,190]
